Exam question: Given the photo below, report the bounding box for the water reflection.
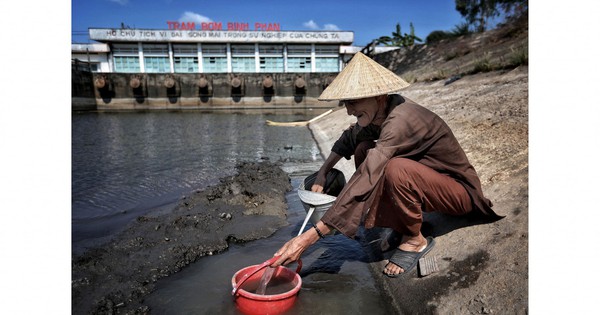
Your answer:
[72,112,322,253]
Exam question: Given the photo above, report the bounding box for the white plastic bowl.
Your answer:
[297,185,336,226]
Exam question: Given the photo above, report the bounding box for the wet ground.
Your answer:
[145,177,393,315]
[72,163,393,314]
[72,162,292,314]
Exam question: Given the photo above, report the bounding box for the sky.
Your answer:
[72,0,477,46]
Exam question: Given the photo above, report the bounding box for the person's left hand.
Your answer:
[311,172,327,193]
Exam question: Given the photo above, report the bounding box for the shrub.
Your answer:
[402,73,417,84]
[437,68,449,79]
[472,52,494,73]
[451,22,473,37]
[426,30,453,44]
[444,51,459,61]
[507,45,528,66]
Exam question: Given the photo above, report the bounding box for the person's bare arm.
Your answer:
[311,152,343,193]
[271,221,333,266]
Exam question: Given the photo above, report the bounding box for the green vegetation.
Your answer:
[426,22,474,44]
[403,74,417,84]
[426,30,454,44]
[466,45,527,76]
[373,0,528,83]
[455,0,528,33]
[426,0,527,44]
[507,45,528,66]
[376,1,528,46]
[451,22,473,36]
[374,23,423,47]
[471,52,494,73]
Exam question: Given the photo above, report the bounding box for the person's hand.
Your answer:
[310,173,327,193]
[271,229,319,266]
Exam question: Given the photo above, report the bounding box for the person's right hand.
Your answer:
[271,230,317,266]
[310,173,327,193]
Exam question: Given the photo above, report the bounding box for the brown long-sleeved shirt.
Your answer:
[320,94,498,238]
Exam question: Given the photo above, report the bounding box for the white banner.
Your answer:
[89,29,354,44]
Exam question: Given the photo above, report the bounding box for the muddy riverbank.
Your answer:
[72,161,292,314]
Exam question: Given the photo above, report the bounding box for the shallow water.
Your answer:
[72,111,392,314]
[145,177,393,315]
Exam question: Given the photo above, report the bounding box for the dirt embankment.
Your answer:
[375,66,528,315]
[72,162,292,315]
[368,17,528,315]
[309,16,528,314]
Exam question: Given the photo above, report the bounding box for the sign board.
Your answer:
[89,28,354,44]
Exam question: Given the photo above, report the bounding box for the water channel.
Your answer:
[72,111,393,314]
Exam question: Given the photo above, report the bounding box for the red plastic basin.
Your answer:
[231,263,302,315]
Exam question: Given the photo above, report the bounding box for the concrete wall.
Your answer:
[72,54,111,72]
[72,71,340,111]
[72,67,97,111]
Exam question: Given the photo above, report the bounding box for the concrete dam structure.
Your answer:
[71,24,369,112]
[73,70,338,112]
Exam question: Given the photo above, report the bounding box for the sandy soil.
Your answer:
[306,62,528,314]
[306,15,528,314]
[367,66,528,314]
[312,17,529,314]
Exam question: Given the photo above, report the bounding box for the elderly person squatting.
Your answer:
[272,52,501,277]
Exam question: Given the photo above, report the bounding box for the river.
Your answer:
[72,111,392,314]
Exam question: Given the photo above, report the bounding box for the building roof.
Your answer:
[71,43,110,53]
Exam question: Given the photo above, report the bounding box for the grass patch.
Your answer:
[471,52,494,73]
[444,51,458,61]
[507,45,528,67]
[402,73,417,83]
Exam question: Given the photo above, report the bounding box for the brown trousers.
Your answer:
[355,141,473,237]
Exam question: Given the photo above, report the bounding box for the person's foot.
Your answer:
[383,234,428,276]
[380,229,402,252]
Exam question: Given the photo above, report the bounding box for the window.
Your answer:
[89,63,99,72]
[259,45,283,54]
[315,57,338,72]
[174,57,198,73]
[143,44,169,55]
[113,56,140,72]
[315,45,338,55]
[287,45,311,55]
[173,44,198,54]
[259,57,284,72]
[287,57,311,72]
[231,44,255,55]
[112,44,138,54]
[144,57,170,73]
[202,44,227,55]
[231,57,255,72]
[202,57,227,73]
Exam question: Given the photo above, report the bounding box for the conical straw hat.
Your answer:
[318,52,410,101]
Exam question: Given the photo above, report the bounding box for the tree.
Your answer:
[455,0,501,32]
[498,0,528,22]
[376,23,422,47]
[455,0,528,32]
